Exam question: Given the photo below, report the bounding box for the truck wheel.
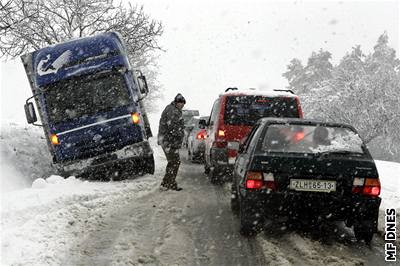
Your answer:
[145,155,155,175]
[239,200,258,236]
[354,220,376,244]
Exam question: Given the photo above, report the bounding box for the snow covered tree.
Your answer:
[333,45,366,89]
[306,49,333,79]
[283,33,400,161]
[0,0,163,109]
[282,49,333,95]
[282,58,306,94]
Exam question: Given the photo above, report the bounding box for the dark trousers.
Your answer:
[161,146,181,188]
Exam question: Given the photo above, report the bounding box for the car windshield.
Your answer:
[224,96,299,126]
[260,124,364,154]
[44,72,131,124]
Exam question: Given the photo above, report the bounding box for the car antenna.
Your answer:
[273,89,295,94]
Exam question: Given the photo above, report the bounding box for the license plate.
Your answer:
[227,141,239,150]
[290,179,336,192]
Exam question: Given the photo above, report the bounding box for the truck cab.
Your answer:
[22,32,154,178]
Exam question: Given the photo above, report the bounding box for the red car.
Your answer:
[202,88,303,184]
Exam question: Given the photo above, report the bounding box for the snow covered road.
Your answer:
[2,148,398,265]
[1,124,399,265]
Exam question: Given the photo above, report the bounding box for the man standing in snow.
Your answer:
[158,93,186,191]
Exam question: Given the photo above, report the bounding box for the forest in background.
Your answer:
[283,32,400,162]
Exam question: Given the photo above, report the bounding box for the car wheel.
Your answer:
[189,146,195,162]
[204,166,210,175]
[239,200,258,236]
[231,184,239,214]
[354,220,376,244]
[209,167,221,185]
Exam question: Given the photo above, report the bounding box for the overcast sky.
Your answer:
[1,0,399,127]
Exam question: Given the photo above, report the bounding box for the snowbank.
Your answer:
[375,160,400,210]
[1,121,54,193]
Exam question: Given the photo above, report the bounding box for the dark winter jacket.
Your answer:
[158,102,185,149]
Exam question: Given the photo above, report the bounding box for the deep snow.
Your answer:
[1,121,399,265]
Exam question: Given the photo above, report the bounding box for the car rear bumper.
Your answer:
[210,147,236,167]
[210,147,236,177]
[57,140,153,176]
[240,189,381,221]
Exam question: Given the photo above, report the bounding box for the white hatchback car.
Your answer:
[187,116,209,162]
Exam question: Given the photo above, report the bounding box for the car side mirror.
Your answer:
[199,119,206,129]
[24,102,37,124]
[238,143,245,153]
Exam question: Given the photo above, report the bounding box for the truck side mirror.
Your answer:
[136,71,149,95]
[24,102,37,124]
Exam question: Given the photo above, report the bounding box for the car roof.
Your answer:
[219,89,297,98]
[258,117,357,131]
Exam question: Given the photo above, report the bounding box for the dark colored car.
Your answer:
[231,118,381,243]
[187,116,209,162]
[203,88,303,184]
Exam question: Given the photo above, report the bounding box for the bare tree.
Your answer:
[0,0,33,32]
[0,0,164,108]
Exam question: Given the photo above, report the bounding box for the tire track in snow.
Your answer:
[177,154,268,266]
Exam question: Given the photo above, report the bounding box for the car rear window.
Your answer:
[260,124,364,154]
[224,96,299,126]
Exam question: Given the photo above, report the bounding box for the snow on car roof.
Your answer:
[219,89,297,98]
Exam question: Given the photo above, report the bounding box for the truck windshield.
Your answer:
[224,96,299,126]
[44,72,131,124]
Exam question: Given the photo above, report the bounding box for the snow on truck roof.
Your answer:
[219,89,298,98]
[25,32,130,86]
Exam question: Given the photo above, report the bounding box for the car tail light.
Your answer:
[50,134,60,145]
[245,171,263,189]
[217,129,225,137]
[213,140,227,148]
[196,130,207,140]
[246,179,263,189]
[352,177,380,197]
[263,172,276,191]
[351,177,364,194]
[294,131,305,142]
[295,97,304,118]
[227,149,237,157]
[363,178,381,197]
[131,112,140,124]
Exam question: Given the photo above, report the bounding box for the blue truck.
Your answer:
[22,32,155,178]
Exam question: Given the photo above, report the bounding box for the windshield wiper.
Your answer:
[317,150,363,157]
